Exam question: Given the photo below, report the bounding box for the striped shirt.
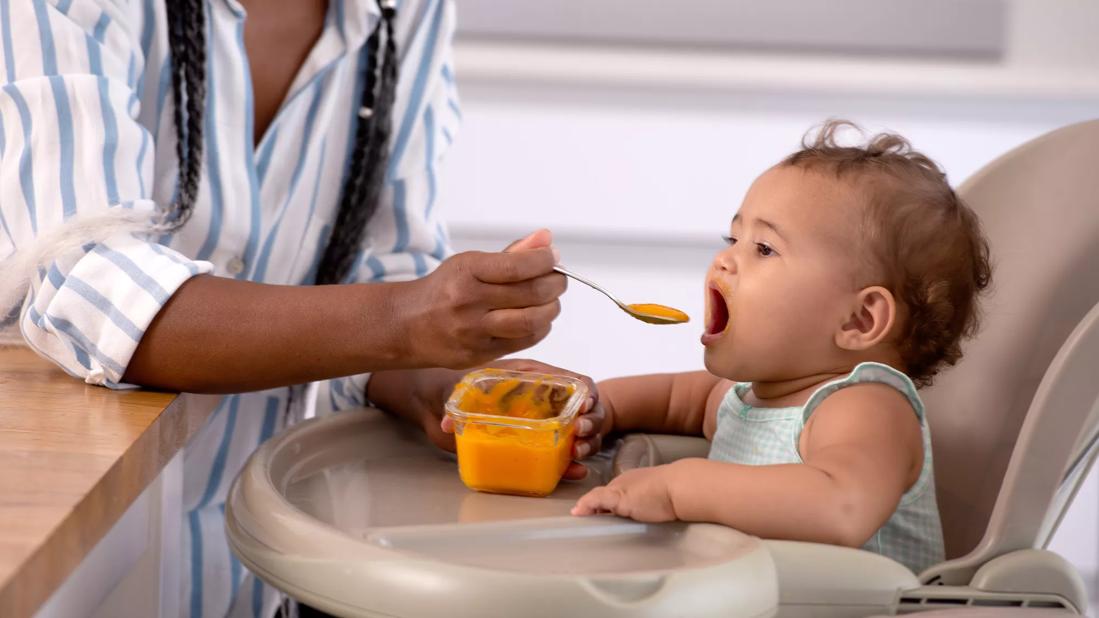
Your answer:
[1,0,459,616]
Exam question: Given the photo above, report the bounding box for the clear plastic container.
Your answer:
[445,368,588,497]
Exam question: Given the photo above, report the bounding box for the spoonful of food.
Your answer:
[553,265,689,325]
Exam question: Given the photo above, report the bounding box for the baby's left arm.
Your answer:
[573,384,923,547]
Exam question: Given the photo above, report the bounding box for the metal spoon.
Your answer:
[553,265,689,325]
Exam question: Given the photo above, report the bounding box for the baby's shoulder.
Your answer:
[803,363,923,425]
[810,382,917,420]
[801,382,922,449]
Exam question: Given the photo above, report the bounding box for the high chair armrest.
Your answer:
[611,434,711,478]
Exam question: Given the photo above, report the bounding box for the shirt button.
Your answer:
[226,256,245,275]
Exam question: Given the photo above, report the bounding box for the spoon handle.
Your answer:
[552,265,625,309]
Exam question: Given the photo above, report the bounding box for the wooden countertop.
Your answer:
[0,346,219,617]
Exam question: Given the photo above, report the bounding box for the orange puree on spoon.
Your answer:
[625,303,690,324]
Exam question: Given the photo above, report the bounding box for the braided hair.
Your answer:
[163,0,399,285]
[163,0,205,228]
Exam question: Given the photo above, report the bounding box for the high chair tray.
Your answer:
[226,408,779,618]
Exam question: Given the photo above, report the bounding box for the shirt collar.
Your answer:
[334,0,382,52]
[219,0,381,55]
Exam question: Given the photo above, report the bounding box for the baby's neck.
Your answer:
[744,371,849,408]
[742,349,905,406]
[745,351,905,408]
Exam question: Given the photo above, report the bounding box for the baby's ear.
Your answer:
[835,286,896,351]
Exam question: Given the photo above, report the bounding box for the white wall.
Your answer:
[439,0,1099,604]
[445,98,1097,376]
[1008,1,1099,70]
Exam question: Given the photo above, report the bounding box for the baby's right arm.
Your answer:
[599,372,734,439]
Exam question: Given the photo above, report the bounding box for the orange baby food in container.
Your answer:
[445,368,588,497]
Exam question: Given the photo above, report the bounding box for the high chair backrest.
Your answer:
[918,120,1099,584]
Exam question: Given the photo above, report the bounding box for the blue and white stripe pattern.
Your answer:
[1,0,459,615]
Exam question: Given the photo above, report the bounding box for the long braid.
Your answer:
[315,3,399,285]
[163,0,205,230]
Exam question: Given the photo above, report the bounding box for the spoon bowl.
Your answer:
[553,265,689,325]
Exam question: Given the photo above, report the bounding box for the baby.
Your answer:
[571,120,992,574]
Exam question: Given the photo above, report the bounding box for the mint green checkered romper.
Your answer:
[708,362,945,574]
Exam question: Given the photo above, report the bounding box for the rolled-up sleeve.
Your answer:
[320,0,461,413]
[1,0,211,387]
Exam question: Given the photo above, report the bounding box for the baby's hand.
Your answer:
[571,465,678,522]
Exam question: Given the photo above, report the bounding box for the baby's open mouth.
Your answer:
[705,285,730,336]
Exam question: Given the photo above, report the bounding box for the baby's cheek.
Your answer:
[776,275,843,326]
[704,344,754,383]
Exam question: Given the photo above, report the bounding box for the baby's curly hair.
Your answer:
[781,120,992,388]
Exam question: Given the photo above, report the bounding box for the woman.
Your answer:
[0,0,604,615]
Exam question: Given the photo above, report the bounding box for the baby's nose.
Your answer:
[714,250,737,274]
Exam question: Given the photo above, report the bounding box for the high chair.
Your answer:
[225,119,1099,617]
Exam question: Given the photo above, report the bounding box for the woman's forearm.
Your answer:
[123,275,413,393]
[122,241,565,393]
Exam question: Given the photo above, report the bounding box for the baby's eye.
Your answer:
[721,234,737,246]
[756,242,777,257]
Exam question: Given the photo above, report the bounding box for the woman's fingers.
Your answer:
[572,396,605,460]
[406,234,567,368]
[502,228,554,253]
[576,398,605,438]
[482,301,561,339]
[562,461,589,481]
[574,434,603,462]
[470,247,557,284]
[479,272,567,310]
[420,413,456,452]
[493,326,554,357]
